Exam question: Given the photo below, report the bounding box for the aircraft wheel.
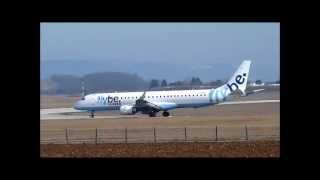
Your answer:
[90,111,95,118]
[162,111,170,117]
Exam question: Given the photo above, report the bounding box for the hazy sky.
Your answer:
[41,23,280,81]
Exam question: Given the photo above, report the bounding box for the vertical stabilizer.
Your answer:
[209,60,251,103]
[226,60,251,95]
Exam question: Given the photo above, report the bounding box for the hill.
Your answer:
[41,72,148,95]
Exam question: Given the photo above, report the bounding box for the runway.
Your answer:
[40,99,279,120]
[40,98,280,145]
[218,99,279,105]
[40,88,280,145]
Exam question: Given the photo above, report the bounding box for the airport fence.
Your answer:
[40,125,279,144]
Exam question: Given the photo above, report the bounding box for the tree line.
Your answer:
[41,72,227,95]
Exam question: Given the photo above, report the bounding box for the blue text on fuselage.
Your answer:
[97,96,122,106]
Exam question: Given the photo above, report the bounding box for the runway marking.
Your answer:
[40,99,280,114]
[218,100,279,105]
[40,114,174,120]
[40,115,140,120]
[40,108,84,115]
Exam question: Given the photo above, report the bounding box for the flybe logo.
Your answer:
[98,96,121,106]
[227,73,246,92]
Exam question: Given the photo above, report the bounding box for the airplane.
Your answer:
[73,60,263,118]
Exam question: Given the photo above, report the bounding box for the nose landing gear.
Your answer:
[90,110,95,118]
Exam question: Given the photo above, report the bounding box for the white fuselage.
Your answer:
[73,60,252,116]
[74,89,215,111]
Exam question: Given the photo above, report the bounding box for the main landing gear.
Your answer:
[149,111,157,117]
[149,111,170,117]
[162,111,170,117]
[90,110,95,118]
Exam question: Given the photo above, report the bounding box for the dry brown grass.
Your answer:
[40,140,280,158]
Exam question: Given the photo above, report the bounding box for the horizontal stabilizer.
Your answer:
[242,88,264,96]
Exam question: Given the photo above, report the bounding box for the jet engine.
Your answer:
[120,105,136,115]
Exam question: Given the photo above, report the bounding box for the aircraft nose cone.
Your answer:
[73,100,83,110]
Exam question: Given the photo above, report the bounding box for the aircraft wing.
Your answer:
[134,91,178,111]
[151,101,178,110]
[144,101,162,110]
[135,100,177,111]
